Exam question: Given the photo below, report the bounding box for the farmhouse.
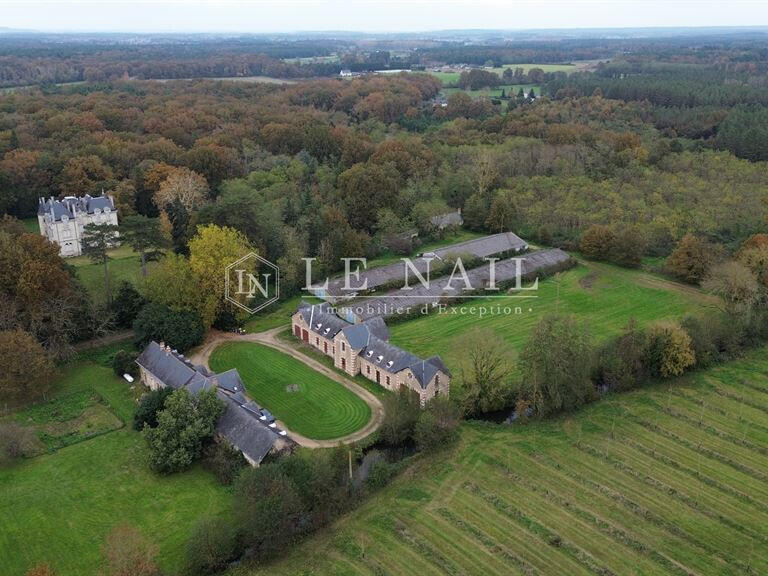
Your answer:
[37,193,118,257]
[291,302,450,405]
[310,232,529,303]
[136,341,292,466]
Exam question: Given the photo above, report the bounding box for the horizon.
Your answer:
[1,1,767,34]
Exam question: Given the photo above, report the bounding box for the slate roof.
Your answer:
[136,341,289,466]
[344,248,572,321]
[295,303,446,389]
[38,194,115,221]
[216,392,283,465]
[319,233,528,301]
[296,302,349,339]
[430,210,463,229]
[135,341,198,389]
[359,335,448,389]
[428,232,527,260]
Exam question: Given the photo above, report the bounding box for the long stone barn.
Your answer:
[340,248,573,322]
[291,303,451,406]
[309,232,529,304]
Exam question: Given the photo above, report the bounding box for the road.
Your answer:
[188,327,385,448]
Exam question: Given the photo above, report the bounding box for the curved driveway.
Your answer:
[188,327,384,448]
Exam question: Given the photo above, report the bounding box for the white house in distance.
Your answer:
[37,193,118,257]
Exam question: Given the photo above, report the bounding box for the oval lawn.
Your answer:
[209,341,371,440]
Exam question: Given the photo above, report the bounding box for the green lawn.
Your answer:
[389,261,716,377]
[244,294,322,334]
[0,345,228,576]
[21,216,39,233]
[70,245,154,305]
[233,347,768,576]
[209,342,372,440]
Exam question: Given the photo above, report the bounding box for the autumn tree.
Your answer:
[188,224,255,328]
[666,234,713,284]
[154,166,209,213]
[580,224,616,261]
[143,253,203,315]
[645,323,696,378]
[702,260,761,315]
[81,223,119,307]
[0,330,56,407]
[60,155,113,197]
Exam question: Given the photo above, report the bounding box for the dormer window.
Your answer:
[386,360,394,368]
[376,355,383,362]
[366,350,373,357]
[323,327,331,335]
[316,323,322,330]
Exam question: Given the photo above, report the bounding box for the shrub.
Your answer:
[112,349,138,379]
[183,516,238,576]
[133,302,205,353]
[143,388,225,474]
[133,388,173,431]
[379,387,421,446]
[0,329,56,406]
[610,226,646,268]
[0,422,38,464]
[645,323,696,378]
[594,320,649,391]
[579,224,616,261]
[519,314,596,416]
[365,460,394,489]
[234,465,304,560]
[415,396,461,452]
[666,234,714,284]
[680,316,721,368]
[202,437,247,485]
[112,281,146,329]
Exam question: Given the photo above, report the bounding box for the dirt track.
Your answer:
[188,327,384,448]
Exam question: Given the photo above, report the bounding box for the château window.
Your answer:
[341,342,346,351]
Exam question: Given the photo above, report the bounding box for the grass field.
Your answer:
[209,342,372,440]
[70,245,154,305]
[0,345,228,576]
[389,261,716,377]
[234,347,768,576]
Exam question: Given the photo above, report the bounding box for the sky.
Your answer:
[0,0,767,33]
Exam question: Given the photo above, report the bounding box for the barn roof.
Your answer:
[136,341,288,466]
[216,392,284,465]
[343,248,572,321]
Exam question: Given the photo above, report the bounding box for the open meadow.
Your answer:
[70,245,154,305]
[389,261,716,377]
[0,344,228,576]
[235,347,768,576]
[209,341,372,440]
